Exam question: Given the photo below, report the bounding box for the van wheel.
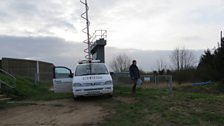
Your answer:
[108,94,113,98]
[73,96,79,101]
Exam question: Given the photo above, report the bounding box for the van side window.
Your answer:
[55,67,71,78]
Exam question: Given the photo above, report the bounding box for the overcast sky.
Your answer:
[0,35,203,72]
[0,0,223,71]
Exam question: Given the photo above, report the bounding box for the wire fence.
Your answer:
[112,72,173,93]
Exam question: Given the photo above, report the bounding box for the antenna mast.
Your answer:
[221,31,223,47]
[80,0,91,61]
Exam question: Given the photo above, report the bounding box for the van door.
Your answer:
[53,66,73,93]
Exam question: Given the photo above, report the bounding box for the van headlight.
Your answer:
[104,80,112,85]
[73,83,82,87]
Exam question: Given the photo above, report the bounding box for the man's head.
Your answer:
[132,60,137,65]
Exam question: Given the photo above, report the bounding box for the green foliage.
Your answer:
[0,76,72,109]
[198,47,224,81]
[13,77,72,101]
[0,74,16,95]
[0,75,72,101]
[0,74,16,87]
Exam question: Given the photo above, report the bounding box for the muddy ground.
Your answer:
[0,98,108,126]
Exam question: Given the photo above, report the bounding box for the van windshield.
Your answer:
[75,63,109,76]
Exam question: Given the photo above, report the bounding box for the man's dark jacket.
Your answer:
[129,64,140,80]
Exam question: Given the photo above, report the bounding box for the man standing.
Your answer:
[129,60,140,95]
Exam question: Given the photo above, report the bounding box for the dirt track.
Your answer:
[0,99,107,126]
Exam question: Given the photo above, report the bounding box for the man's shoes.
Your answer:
[131,92,136,96]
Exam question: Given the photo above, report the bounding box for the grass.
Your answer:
[99,85,224,126]
[0,75,72,109]
[13,77,72,101]
[1,74,224,125]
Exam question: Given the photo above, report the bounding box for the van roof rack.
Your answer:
[78,60,101,64]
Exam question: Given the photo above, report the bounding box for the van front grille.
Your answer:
[84,88,103,91]
[83,82,104,86]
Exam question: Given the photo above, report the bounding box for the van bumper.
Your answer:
[73,86,113,97]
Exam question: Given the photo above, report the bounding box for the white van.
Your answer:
[53,60,113,98]
[73,60,113,98]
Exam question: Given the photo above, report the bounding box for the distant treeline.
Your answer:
[197,45,224,82]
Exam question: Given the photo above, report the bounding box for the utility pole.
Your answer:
[221,31,224,48]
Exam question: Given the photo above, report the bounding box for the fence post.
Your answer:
[36,61,40,82]
[114,74,118,85]
[168,75,173,95]
[154,75,156,86]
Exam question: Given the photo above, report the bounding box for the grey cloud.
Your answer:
[180,36,203,41]
[0,35,85,70]
[0,0,223,51]
[9,1,39,15]
[0,0,79,36]
[0,35,203,72]
[44,20,77,34]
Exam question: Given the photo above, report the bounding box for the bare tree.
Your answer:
[170,47,196,70]
[156,59,167,71]
[109,54,131,72]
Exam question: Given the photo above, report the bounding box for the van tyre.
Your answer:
[73,96,79,101]
[108,94,113,98]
